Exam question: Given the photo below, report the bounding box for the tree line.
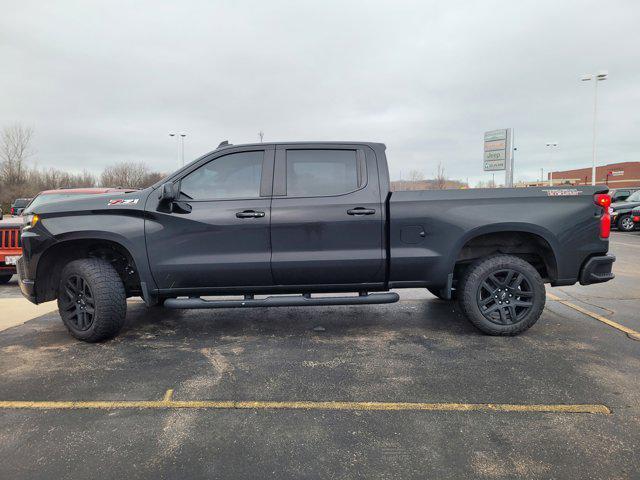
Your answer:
[390,162,468,191]
[0,124,164,209]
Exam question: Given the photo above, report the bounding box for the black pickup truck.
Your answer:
[18,141,615,342]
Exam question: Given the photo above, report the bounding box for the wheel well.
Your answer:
[36,239,141,302]
[454,231,557,283]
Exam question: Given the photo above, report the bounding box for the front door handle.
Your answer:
[236,210,265,219]
[347,207,376,216]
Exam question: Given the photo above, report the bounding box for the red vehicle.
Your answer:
[0,217,23,283]
[0,188,136,284]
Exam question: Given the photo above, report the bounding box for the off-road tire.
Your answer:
[0,274,12,285]
[458,254,545,336]
[57,258,126,342]
[617,214,636,232]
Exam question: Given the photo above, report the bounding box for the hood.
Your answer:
[31,189,152,216]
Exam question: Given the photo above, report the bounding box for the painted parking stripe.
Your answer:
[547,292,640,340]
[0,399,610,414]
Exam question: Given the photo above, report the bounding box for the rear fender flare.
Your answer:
[445,222,560,280]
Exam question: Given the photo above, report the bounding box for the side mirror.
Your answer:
[158,182,177,202]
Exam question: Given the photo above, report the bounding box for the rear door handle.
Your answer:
[347,207,376,216]
[236,210,265,218]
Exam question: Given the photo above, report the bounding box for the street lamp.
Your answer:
[581,70,608,185]
[545,142,558,186]
[169,132,187,167]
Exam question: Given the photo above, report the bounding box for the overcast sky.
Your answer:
[1,0,639,185]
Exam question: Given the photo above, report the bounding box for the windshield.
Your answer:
[13,198,31,207]
[23,193,97,214]
[623,191,640,203]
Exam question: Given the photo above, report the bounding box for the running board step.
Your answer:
[163,292,399,310]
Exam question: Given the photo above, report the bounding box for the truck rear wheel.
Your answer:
[0,274,12,285]
[57,258,127,342]
[458,254,545,336]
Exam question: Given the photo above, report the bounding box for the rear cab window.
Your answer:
[282,149,366,197]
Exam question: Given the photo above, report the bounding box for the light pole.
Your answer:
[169,132,187,167]
[545,142,558,186]
[581,71,608,185]
[258,130,264,143]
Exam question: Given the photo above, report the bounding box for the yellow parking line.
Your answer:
[547,293,640,340]
[163,389,174,402]
[0,399,610,414]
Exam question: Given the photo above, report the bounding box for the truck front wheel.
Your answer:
[458,255,545,336]
[57,258,127,342]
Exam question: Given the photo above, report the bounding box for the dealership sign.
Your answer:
[483,129,511,172]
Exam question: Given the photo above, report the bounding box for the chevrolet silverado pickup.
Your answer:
[18,141,615,341]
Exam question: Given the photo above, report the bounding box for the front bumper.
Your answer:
[17,255,37,303]
[579,254,615,285]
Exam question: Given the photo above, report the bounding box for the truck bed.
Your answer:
[388,186,609,287]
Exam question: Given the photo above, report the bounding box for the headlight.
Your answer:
[23,214,40,229]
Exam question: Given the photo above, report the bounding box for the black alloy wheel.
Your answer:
[59,274,96,331]
[476,269,534,325]
[458,254,545,336]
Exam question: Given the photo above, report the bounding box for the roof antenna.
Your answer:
[217,140,231,148]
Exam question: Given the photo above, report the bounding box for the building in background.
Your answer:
[549,162,640,187]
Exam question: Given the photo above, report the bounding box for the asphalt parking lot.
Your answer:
[1,232,639,479]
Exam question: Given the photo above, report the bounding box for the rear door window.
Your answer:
[285,149,365,197]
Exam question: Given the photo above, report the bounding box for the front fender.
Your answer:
[39,212,156,297]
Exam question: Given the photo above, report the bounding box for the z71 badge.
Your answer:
[108,199,139,206]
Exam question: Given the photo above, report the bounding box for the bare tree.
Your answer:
[26,168,96,193]
[0,124,33,185]
[76,169,97,187]
[407,169,424,182]
[142,171,165,186]
[434,161,447,189]
[100,161,163,188]
[101,162,149,188]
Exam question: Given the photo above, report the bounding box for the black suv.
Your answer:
[10,198,32,216]
[611,190,640,231]
[609,187,639,203]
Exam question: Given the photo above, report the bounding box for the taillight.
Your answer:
[594,194,611,209]
[594,194,611,239]
[634,215,640,223]
[10,208,15,215]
